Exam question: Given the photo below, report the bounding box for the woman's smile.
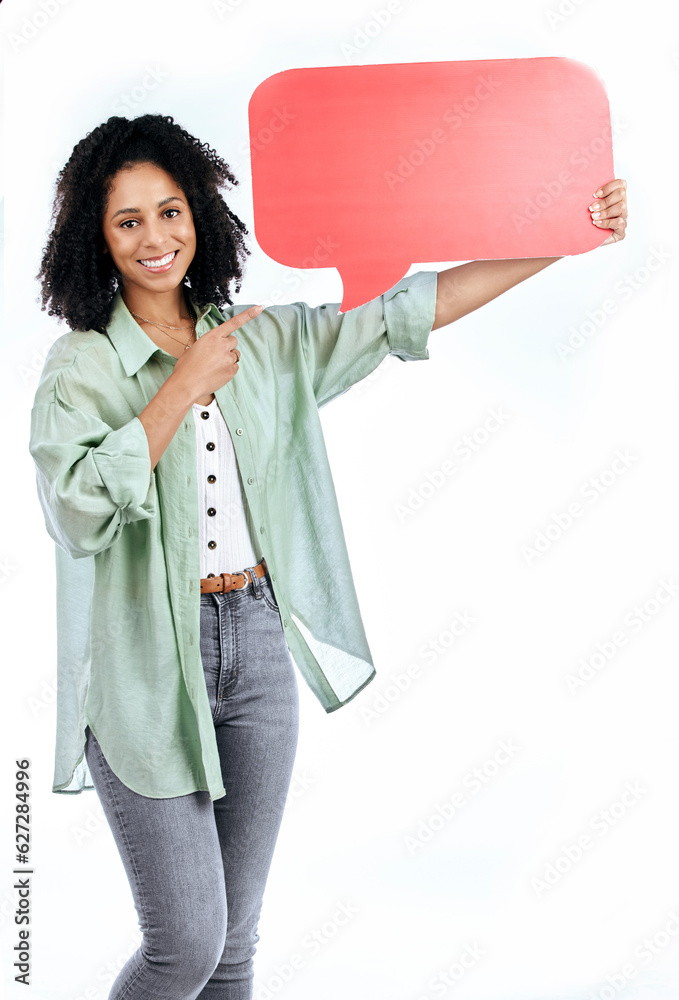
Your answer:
[137,249,179,272]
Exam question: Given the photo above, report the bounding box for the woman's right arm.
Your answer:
[137,370,199,472]
[138,304,263,470]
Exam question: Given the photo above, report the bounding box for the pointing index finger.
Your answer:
[222,304,264,335]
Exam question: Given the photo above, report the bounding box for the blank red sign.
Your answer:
[248,57,615,312]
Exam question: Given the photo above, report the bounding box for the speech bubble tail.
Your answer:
[337,262,412,313]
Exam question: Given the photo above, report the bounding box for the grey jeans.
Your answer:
[84,567,300,999]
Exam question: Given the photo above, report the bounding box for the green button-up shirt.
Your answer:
[29,270,438,800]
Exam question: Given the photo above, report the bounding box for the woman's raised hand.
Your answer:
[589,179,628,245]
[173,304,264,403]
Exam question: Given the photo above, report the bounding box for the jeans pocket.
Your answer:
[261,577,280,614]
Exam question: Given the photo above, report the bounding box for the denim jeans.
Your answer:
[84,567,300,999]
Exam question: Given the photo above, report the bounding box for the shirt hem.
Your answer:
[80,720,227,801]
[52,742,93,794]
[325,668,376,713]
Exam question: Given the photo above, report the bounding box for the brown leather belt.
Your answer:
[200,557,268,595]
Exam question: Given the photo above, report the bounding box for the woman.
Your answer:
[29,113,627,998]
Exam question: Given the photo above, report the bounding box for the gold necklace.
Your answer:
[131,311,197,351]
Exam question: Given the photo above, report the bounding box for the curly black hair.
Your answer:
[36,113,251,333]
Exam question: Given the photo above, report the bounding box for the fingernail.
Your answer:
[595,189,603,197]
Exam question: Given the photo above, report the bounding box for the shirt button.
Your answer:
[188,527,193,537]
[207,474,216,483]
[207,507,216,516]
[236,428,243,435]
[201,411,210,419]
[283,619,289,628]
[189,634,194,645]
[208,540,217,549]
[247,477,254,485]
[206,442,215,451]
[260,526,265,534]
[186,476,191,486]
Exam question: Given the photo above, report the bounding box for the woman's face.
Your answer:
[101,161,197,296]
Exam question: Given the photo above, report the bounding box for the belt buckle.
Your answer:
[221,570,248,593]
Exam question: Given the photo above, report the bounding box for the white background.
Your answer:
[1,0,678,998]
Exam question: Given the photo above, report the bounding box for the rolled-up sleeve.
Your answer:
[29,359,157,560]
[278,269,439,408]
[382,269,439,361]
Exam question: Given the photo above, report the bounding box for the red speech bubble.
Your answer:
[248,57,615,312]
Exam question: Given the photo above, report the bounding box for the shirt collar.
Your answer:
[106,285,222,377]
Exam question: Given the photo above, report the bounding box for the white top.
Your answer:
[191,396,261,577]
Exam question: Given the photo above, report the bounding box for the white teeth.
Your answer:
[139,250,177,268]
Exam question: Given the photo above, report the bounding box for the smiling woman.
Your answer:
[29,112,443,1000]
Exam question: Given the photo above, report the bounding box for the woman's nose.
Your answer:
[142,219,166,246]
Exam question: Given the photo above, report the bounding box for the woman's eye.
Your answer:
[118,209,180,229]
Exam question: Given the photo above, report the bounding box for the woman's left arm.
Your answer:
[432,178,628,330]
